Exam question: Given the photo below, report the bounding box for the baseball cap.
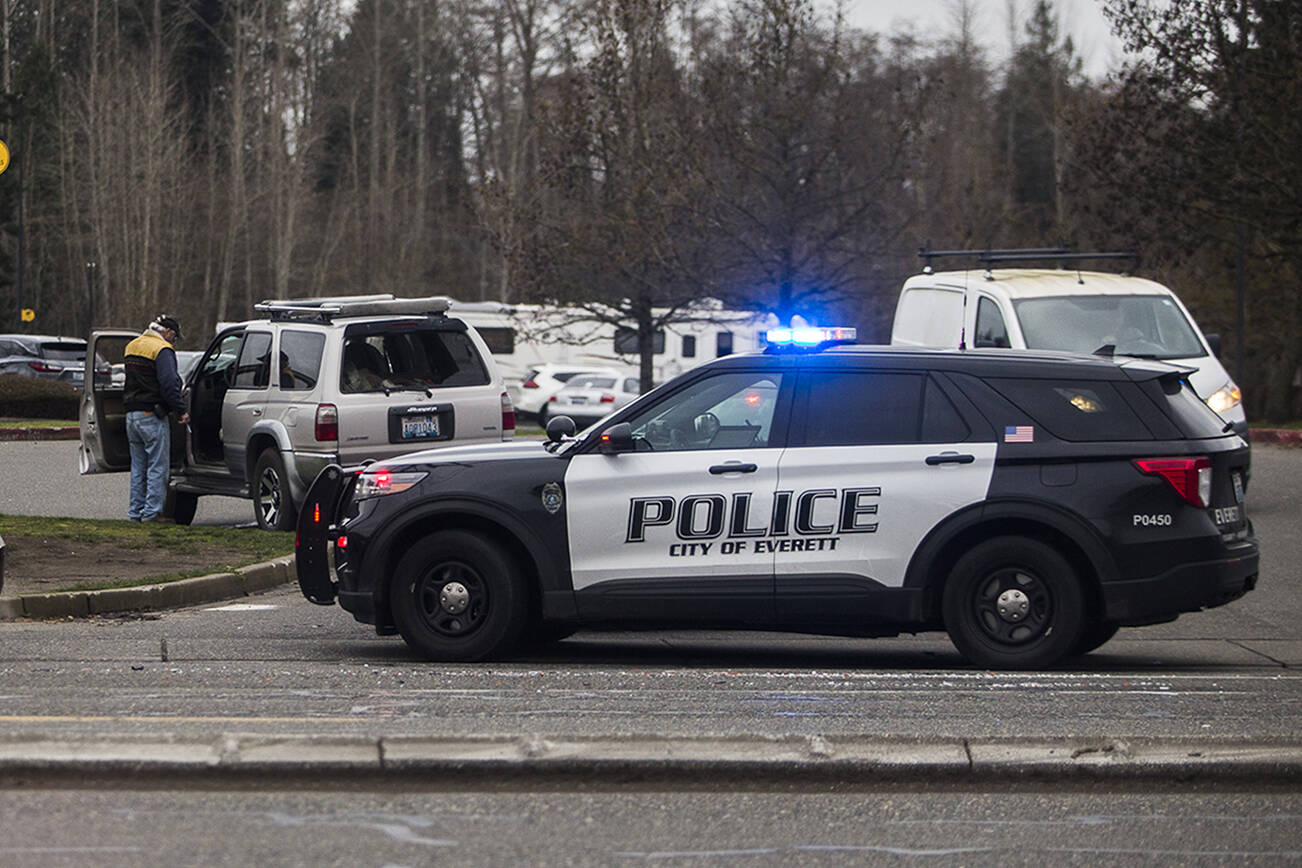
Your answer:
[154,315,182,339]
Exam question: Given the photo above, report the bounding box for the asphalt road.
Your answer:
[3,786,1299,866]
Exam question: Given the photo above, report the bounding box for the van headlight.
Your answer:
[1206,383,1242,414]
[355,468,427,499]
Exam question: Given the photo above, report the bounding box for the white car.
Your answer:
[543,372,641,426]
[510,364,624,420]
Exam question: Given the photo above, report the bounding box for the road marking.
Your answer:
[204,603,280,611]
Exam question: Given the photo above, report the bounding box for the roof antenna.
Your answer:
[959,270,969,350]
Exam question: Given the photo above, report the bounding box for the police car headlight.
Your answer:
[1206,383,1242,414]
[355,469,427,499]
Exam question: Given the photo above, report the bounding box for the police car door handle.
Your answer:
[709,462,758,475]
[926,452,974,466]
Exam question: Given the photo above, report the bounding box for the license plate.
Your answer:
[1232,472,1245,504]
[570,396,588,404]
[1213,504,1242,527]
[401,414,439,439]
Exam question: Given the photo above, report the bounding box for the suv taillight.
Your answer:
[315,403,338,441]
[1134,457,1212,507]
[501,391,515,437]
[523,379,539,389]
[28,361,61,373]
[600,393,616,403]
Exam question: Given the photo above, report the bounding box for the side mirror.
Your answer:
[1204,333,1221,357]
[545,415,577,442]
[597,422,635,454]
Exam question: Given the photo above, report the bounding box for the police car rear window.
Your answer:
[984,377,1153,441]
[799,372,970,446]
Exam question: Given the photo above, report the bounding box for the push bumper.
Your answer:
[1101,540,1259,624]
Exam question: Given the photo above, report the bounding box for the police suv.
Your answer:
[296,328,1258,670]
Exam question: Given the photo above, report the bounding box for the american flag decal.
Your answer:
[1004,425,1034,443]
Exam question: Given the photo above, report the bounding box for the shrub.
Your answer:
[0,374,80,419]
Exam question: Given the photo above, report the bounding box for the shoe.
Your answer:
[140,514,165,523]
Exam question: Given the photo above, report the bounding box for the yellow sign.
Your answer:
[21,308,35,322]
[0,140,9,175]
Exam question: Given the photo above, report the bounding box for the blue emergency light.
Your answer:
[763,326,857,351]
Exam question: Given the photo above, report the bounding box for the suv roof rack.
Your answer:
[254,295,451,324]
[918,246,1138,276]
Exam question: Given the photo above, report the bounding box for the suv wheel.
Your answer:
[170,491,198,526]
[253,449,295,531]
[942,537,1084,670]
[1071,622,1120,656]
[391,530,526,661]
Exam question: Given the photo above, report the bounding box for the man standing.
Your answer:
[123,315,190,521]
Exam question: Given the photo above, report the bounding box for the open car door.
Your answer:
[78,330,138,474]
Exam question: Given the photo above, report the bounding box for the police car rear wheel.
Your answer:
[1071,621,1120,656]
[391,530,527,662]
[942,537,1084,670]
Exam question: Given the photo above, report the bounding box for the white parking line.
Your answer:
[204,603,280,611]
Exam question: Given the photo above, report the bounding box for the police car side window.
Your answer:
[801,372,931,446]
[625,371,782,451]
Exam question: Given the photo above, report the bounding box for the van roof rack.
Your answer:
[254,295,451,324]
[918,246,1138,275]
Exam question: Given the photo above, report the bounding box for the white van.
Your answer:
[890,260,1247,435]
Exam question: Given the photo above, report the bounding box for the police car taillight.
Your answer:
[763,326,857,351]
[1134,457,1212,508]
[315,403,338,441]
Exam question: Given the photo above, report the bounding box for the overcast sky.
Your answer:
[839,0,1126,79]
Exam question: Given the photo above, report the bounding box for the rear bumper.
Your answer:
[1101,540,1259,624]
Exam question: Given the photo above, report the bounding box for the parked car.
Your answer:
[543,372,641,427]
[509,364,625,421]
[297,327,1256,669]
[0,335,88,385]
[891,248,1247,436]
[79,295,514,530]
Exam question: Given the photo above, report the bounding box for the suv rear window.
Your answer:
[39,342,87,362]
[340,326,489,393]
[985,377,1153,441]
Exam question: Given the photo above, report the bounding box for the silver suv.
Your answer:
[79,296,515,529]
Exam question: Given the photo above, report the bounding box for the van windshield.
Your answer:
[1013,295,1207,359]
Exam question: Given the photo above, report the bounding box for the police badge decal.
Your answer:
[541,482,564,514]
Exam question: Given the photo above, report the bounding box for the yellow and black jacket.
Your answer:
[123,330,185,415]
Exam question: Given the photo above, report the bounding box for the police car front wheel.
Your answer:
[390,530,528,662]
[942,537,1085,670]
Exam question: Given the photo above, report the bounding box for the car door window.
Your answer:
[796,372,969,446]
[233,332,272,389]
[623,371,783,451]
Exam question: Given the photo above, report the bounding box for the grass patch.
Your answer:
[0,417,78,427]
[0,514,291,554]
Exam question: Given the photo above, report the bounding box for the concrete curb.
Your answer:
[0,555,294,620]
[0,734,1299,783]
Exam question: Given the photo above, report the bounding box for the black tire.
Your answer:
[1071,622,1120,656]
[523,622,578,646]
[252,449,296,531]
[942,536,1085,670]
[390,530,527,661]
[171,491,198,526]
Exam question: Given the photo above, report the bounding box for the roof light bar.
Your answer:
[763,326,857,350]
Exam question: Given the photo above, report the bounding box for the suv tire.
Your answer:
[253,449,296,531]
[1071,622,1120,656]
[391,530,527,661]
[943,536,1085,670]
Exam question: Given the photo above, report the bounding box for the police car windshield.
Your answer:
[1014,295,1207,360]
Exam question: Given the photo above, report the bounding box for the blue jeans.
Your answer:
[126,410,170,520]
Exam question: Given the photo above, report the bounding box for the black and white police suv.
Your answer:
[296,327,1258,669]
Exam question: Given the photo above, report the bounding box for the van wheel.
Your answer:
[253,449,295,531]
[171,491,198,526]
[942,537,1084,670]
[391,530,527,661]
